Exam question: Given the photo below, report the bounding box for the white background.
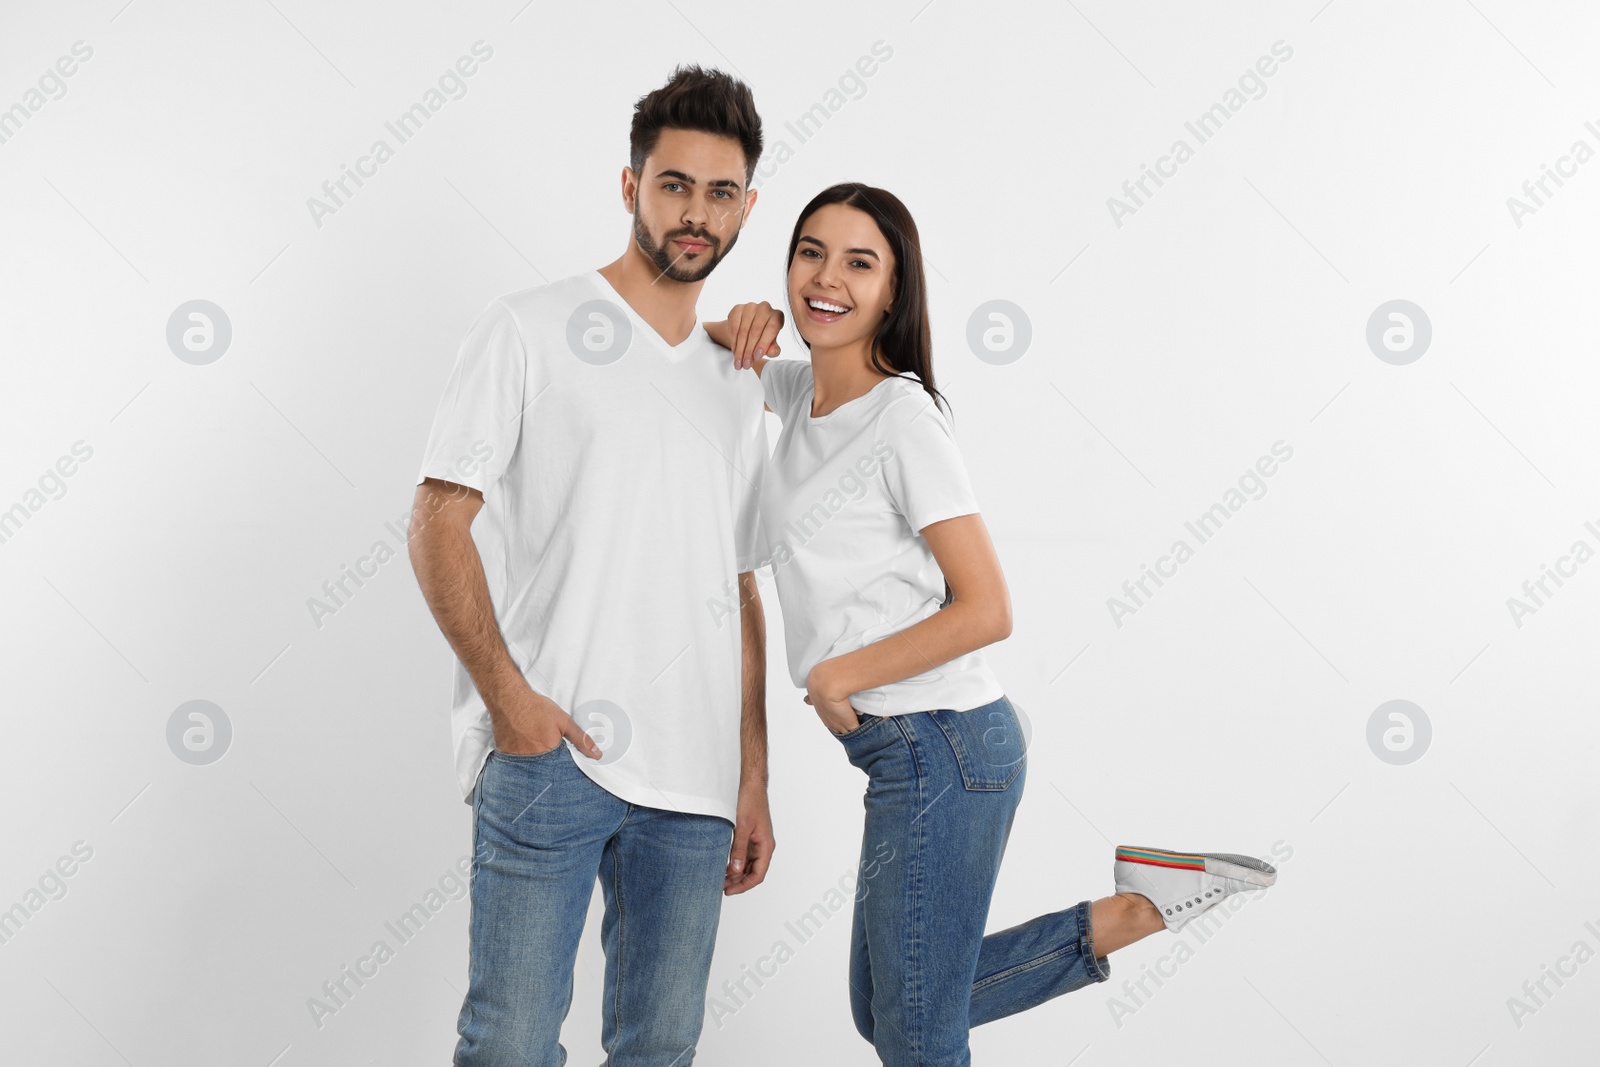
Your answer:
[2,1,1596,1064]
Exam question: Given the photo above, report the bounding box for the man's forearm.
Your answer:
[737,571,768,788]
[410,515,527,712]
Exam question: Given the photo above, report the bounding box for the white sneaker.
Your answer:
[1114,845,1277,932]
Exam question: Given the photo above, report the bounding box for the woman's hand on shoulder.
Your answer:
[704,301,783,371]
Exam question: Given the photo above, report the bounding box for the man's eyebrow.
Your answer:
[654,169,744,192]
[797,235,880,260]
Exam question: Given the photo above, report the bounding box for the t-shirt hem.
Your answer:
[456,743,739,825]
[847,676,1006,716]
[908,504,980,533]
[418,464,490,493]
[568,756,737,825]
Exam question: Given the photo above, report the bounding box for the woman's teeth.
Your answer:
[808,299,850,313]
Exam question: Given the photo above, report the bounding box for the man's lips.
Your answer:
[673,238,711,254]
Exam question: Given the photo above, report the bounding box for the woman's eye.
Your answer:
[851,259,871,270]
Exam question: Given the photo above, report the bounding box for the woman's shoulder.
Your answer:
[875,376,951,429]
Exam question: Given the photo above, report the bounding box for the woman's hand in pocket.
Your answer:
[804,663,861,735]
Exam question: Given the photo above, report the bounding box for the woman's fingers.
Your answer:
[746,303,774,365]
[732,306,756,368]
[758,317,783,360]
[728,302,781,368]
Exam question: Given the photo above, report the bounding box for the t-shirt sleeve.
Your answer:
[880,393,982,534]
[734,384,770,573]
[759,357,809,418]
[415,298,527,495]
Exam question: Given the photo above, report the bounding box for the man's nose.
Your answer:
[681,199,708,231]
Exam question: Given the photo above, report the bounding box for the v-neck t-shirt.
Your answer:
[757,357,1004,715]
[415,270,768,821]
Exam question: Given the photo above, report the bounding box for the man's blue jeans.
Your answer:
[454,743,734,1066]
[835,694,1111,1067]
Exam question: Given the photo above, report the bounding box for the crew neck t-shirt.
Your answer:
[415,270,768,822]
[757,357,1004,715]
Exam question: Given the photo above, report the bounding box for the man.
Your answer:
[408,65,773,1065]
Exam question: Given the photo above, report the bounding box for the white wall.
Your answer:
[1,1,1595,1063]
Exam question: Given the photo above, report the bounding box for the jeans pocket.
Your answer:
[492,740,569,763]
[833,713,882,741]
[930,698,1026,790]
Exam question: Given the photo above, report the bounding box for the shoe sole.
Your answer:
[1115,845,1277,887]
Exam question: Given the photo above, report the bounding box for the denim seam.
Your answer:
[470,770,482,880]
[970,942,1081,992]
[896,713,925,778]
[610,806,634,1050]
[458,765,486,1059]
[900,713,928,1060]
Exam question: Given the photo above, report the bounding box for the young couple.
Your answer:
[410,65,1277,1067]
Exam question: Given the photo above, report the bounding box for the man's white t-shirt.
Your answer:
[757,357,1004,715]
[415,270,767,822]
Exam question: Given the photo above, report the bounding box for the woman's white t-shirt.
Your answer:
[758,357,1005,715]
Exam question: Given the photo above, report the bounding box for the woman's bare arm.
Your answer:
[806,512,1011,717]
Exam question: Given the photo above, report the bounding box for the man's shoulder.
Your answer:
[762,356,811,388]
[491,272,603,325]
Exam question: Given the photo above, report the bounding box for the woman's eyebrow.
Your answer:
[798,235,880,260]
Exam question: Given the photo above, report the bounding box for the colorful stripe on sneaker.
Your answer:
[1116,847,1207,871]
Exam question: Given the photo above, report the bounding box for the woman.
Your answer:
[706,183,1277,1066]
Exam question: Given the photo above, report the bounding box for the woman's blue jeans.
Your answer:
[835,694,1111,1066]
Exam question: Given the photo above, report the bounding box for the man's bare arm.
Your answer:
[407,476,600,759]
[725,570,774,894]
[737,570,768,788]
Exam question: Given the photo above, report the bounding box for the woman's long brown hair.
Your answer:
[784,182,952,421]
[787,183,960,608]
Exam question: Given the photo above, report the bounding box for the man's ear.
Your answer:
[740,186,759,227]
[620,166,638,213]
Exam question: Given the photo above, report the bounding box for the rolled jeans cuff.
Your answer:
[1078,898,1112,982]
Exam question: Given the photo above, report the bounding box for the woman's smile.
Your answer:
[803,295,853,323]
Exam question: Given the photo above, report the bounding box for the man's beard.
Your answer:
[633,210,738,283]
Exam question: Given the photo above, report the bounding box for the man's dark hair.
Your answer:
[629,65,763,187]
